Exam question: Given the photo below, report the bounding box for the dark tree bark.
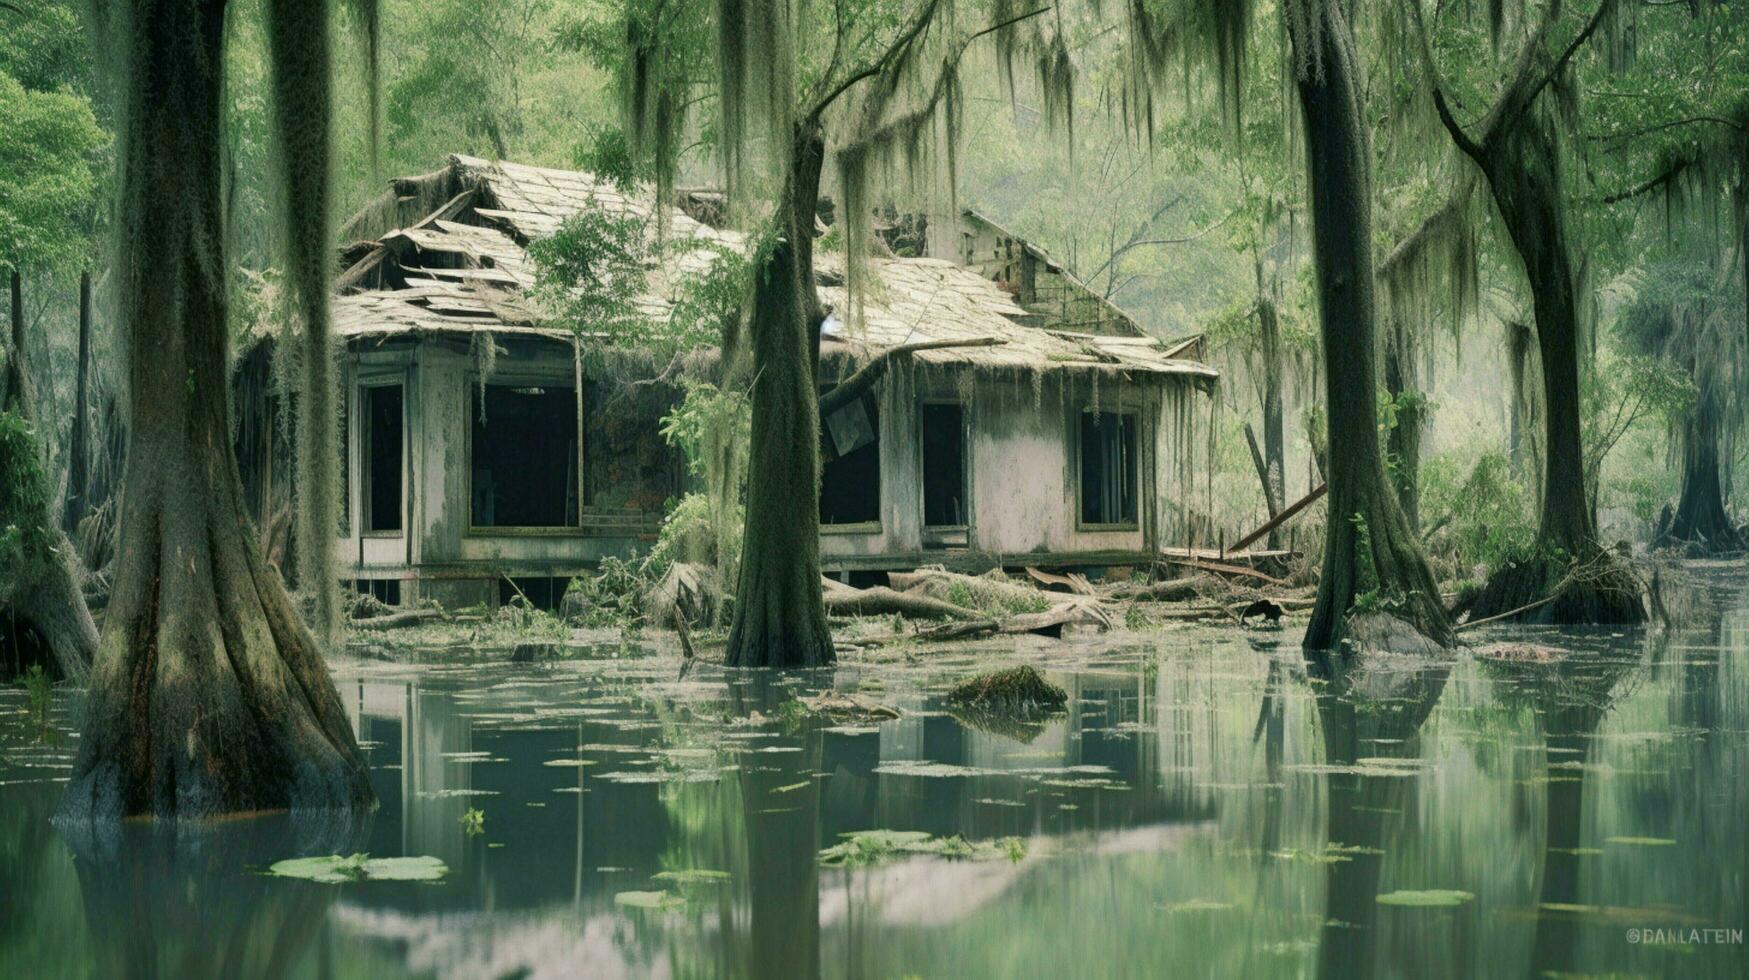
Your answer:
[1505,320,1534,480]
[1382,318,1424,531]
[63,270,93,535]
[58,0,374,820]
[1287,0,1452,652]
[724,125,836,668]
[1661,400,1744,550]
[4,271,97,681]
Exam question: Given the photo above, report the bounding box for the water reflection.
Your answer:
[0,572,1744,978]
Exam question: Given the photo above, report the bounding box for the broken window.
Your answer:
[820,391,881,525]
[471,383,579,528]
[363,384,403,533]
[921,402,966,527]
[1079,411,1139,526]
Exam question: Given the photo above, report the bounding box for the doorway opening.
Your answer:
[363,384,403,533]
[921,403,967,529]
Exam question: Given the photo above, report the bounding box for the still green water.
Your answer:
[2,570,1745,979]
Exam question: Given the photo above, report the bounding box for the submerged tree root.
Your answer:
[1464,549,1645,626]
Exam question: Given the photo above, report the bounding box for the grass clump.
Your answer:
[945,666,1067,714]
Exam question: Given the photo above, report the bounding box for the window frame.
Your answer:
[357,373,408,539]
[1074,407,1143,532]
[464,367,586,535]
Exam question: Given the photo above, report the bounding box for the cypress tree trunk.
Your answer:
[1383,319,1424,531]
[4,271,97,681]
[1287,0,1452,652]
[724,123,836,668]
[1663,400,1743,550]
[1467,119,1643,622]
[58,0,373,820]
[64,270,93,535]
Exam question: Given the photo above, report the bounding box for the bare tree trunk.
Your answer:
[4,270,97,681]
[1466,118,1642,623]
[1662,399,1744,551]
[59,0,373,820]
[64,270,93,534]
[1259,296,1286,546]
[1288,0,1452,652]
[1383,317,1424,531]
[724,122,837,668]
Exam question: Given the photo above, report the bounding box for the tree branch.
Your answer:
[1403,0,1484,160]
[819,337,1004,415]
[808,0,943,121]
[1596,157,1691,204]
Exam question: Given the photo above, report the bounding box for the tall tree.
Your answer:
[1123,0,1453,650]
[1409,0,1644,622]
[1620,258,1745,551]
[59,0,373,820]
[0,38,106,680]
[602,0,1059,667]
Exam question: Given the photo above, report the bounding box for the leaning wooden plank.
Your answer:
[1231,481,1328,553]
[1024,566,1096,595]
[823,585,982,620]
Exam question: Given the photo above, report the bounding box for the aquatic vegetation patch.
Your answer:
[1605,836,1676,847]
[1375,889,1474,907]
[945,666,1068,713]
[819,829,1028,868]
[268,854,448,884]
[615,889,687,911]
[652,869,731,884]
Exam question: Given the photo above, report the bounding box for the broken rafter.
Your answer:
[1230,481,1327,553]
[819,336,1005,415]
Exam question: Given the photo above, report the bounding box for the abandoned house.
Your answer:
[234,155,1218,608]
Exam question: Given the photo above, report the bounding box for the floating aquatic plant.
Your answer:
[268,854,448,884]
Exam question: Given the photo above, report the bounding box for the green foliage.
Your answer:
[1420,451,1537,574]
[460,807,485,836]
[0,411,55,594]
[530,205,651,338]
[568,555,660,632]
[0,70,105,270]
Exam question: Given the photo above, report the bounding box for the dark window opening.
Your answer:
[820,392,881,525]
[363,385,403,532]
[499,575,566,612]
[471,384,579,527]
[354,579,401,606]
[1080,411,1139,526]
[921,403,966,527]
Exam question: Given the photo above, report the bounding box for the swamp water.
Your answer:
[2,570,1746,978]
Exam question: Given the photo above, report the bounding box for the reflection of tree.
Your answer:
[1308,653,1451,980]
[1479,641,1640,974]
[60,812,366,978]
[731,674,824,980]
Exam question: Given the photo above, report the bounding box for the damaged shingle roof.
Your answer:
[323,154,1215,386]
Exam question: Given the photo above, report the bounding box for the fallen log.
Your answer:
[889,568,1111,627]
[1105,574,1217,602]
[823,585,982,620]
[351,608,445,630]
[1161,557,1289,588]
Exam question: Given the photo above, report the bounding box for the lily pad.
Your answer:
[1605,836,1676,847]
[268,854,448,884]
[1376,889,1474,907]
[615,889,686,910]
[653,869,732,884]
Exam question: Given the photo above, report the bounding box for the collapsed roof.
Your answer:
[318,154,1215,386]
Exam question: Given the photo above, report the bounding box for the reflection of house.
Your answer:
[235,155,1217,608]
